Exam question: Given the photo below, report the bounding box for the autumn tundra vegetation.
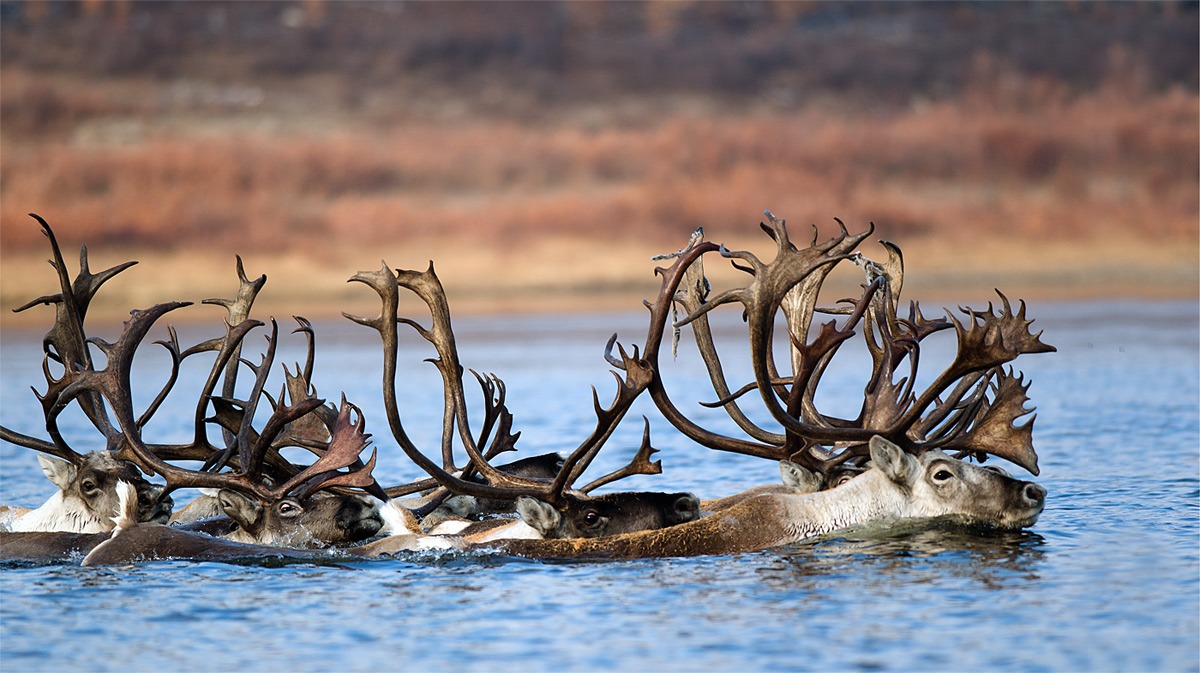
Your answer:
[0,0,1196,325]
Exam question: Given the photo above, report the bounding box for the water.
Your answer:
[1,300,1197,672]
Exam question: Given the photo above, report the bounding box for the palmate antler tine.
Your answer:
[272,399,380,500]
[271,361,336,453]
[898,290,1056,433]
[579,417,663,493]
[243,394,328,484]
[938,369,1042,475]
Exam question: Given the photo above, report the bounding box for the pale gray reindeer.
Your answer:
[486,215,1054,559]
[1,215,173,533]
[498,436,1045,559]
[1,452,171,534]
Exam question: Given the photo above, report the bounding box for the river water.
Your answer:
[1,299,1196,672]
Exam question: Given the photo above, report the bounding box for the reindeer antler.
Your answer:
[3,217,387,512]
[348,259,670,510]
[641,213,1055,476]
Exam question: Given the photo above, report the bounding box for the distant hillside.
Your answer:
[2,1,1195,106]
[1,1,1195,322]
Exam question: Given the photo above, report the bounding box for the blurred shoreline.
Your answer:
[2,230,1194,331]
[2,1,1195,329]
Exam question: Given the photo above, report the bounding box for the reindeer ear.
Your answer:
[779,460,823,493]
[869,436,919,486]
[37,454,76,491]
[515,496,560,537]
[217,489,262,530]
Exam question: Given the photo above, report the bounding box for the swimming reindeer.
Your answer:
[0,218,175,533]
[486,215,1054,559]
[0,218,385,552]
[345,260,702,555]
[0,451,172,533]
[2,212,1054,564]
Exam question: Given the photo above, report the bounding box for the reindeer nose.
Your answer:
[672,493,701,523]
[1023,483,1047,506]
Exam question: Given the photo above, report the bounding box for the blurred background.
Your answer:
[1,0,1196,325]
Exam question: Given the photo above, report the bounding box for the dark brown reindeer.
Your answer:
[0,216,385,555]
[493,214,1055,559]
[342,260,699,554]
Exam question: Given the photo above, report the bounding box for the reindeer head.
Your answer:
[516,490,701,539]
[10,452,172,533]
[866,436,1045,529]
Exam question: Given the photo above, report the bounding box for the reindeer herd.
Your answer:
[0,213,1054,565]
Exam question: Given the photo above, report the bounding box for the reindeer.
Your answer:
[3,216,695,562]
[496,436,1045,559]
[342,259,702,553]
[0,217,385,550]
[3,213,1055,563]
[0,217,177,534]
[0,481,357,566]
[482,215,1054,559]
[1,452,172,533]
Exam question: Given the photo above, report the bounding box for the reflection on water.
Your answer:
[766,524,1048,592]
[1,301,1198,673]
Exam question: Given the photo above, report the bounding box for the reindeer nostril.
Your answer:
[673,494,701,522]
[1024,483,1047,504]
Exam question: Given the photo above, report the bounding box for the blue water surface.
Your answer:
[1,299,1196,672]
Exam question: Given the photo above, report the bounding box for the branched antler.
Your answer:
[348,259,670,510]
[3,216,385,513]
[642,213,1056,476]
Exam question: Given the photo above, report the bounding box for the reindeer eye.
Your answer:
[582,510,601,526]
[933,469,954,482]
[277,501,301,516]
[81,480,99,494]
